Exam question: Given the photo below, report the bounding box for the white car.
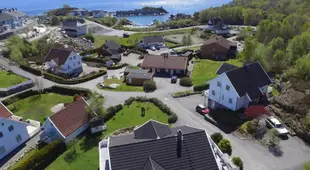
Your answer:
[265,116,289,135]
[150,46,156,51]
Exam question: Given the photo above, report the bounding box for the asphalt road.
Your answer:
[1,55,310,170]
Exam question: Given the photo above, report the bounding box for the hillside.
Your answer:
[116,6,168,17]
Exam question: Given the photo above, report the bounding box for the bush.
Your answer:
[179,77,192,87]
[306,115,310,130]
[115,104,123,111]
[168,114,178,123]
[124,97,135,105]
[246,119,259,134]
[43,70,106,84]
[82,56,109,63]
[104,104,123,121]
[218,139,232,156]
[84,32,95,43]
[193,83,209,91]
[143,80,157,92]
[10,139,66,170]
[107,63,128,70]
[211,132,223,144]
[172,90,200,98]
[232,157,244,170]
[20,65,42,76]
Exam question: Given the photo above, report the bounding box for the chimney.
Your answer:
[176,129,183,158]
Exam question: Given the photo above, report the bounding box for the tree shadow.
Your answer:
[63,148,79,164]
[268,145,283,157]
[79,132,102,152]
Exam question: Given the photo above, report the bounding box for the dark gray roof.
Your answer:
[216,62,239,75]
[0,13,14,22]
[125,68,148,74]
[44,48,73,65]
[142,157,166,170]
[225,62,271,100]
[134,120,171,139]
[143,35,164,44]
[110,53,121,60]
[5,10,26,18]
[127,72,154,80]
[103,40,121,50]
[108,120,219,170]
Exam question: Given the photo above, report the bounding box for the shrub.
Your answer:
[20,65,42,76]
[193,83,209,91]
[107,63,128,70]
[172,90,201,98]
[43,70,106,84]
[124,97,135,105]
[246,119,259,134]
[143,80,157,92]
[104,104,123,121]
[306,115,310,130]
[84,32,95,43]
[179,77,192,87]
[168,114,178,123]
[82,56,109,63]
[232,157,244,170]
[10,139,66,170]
[218,139,232,156]
[115,104,123,111]
[211,132,223,144]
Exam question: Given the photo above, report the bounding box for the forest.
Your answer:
[116,6,168,17]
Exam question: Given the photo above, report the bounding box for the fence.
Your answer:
[0,80,34,97]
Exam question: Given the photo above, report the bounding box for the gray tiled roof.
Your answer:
[108,120,219,170]
[143,35,164,44]
[127,72,154,80]
[216,62,239,75]
[0,13,14,22]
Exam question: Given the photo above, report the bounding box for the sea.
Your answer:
[1,0,232,25]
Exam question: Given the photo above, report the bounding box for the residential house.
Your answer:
[89,117,107,134]
[40,98,100,143]
[137,35,165,49]
[99,120,238,170]
[100,40,122,62]
[125,69,154,86]
[61,20,87,37]
[203,18,229,35]
[92,10,108,18]
[70,8,88,17]
[208,62,272,111]
[0,102,40,160]
[200,36,237,60]
[0,8,26,32]
[43,48,83,76]
[141,54,188,76]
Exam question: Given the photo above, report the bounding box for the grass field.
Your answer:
[191,59,243,85]
[98,78,144,92]
[0,71,28,88]
[7,93,73,123]
[46,101,169,170]
[94,29,192,48]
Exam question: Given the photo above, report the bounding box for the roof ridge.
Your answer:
[151,121,160,139]
[50,98,85,118]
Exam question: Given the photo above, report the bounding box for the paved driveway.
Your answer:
[121,53,142,66]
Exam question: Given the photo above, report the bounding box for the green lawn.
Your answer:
[7,93,73,123]
[98,78,144,92]
[191,59,243,85]
[0,71,28,88]
[46,101,169,170]
[94,28,191,48]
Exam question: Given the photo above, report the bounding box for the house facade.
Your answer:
[141,54,188,76]
[0,8,26,32]
[0,102,40,160]
[208,62,271,111]
[61,20,87,37]
[44,48,83,76]
[137,35,165,49]
[200,36,237,60]
[126,69,154,86]
[100,40,122,62]
[40,98,98,144]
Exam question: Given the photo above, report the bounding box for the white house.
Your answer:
[208,62,272,111]
[0,8,26,32]
[0,102,40,160]
[93,10,108,18]
[61,20,87,37]
[43,48,83,76]
[40,98,102,143]
[137,35,165,49]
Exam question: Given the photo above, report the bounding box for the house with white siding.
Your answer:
[208,62,272,111]
[43,48,83,76]
[0,102,40,160]
[40,98,103,143]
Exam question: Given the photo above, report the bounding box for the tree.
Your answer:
[265,129,280,147]
[293,53,310,80]
[232,157,244,170]
[51,16,60,26]
[63,4,71,8]
[218,139,232,156]
[287,32,310,63]
[87,91,105,117]
[143,80,156,92]
[9,46,25,65]
[182,34,192,49]
[211,132,223,144]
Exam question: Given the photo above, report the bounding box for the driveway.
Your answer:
[121,53,142,66]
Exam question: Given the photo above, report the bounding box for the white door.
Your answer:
[128,78,132,84]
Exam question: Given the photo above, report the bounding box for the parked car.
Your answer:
[171,76,177,83]
[265,116,289,135]
[195,104,209,115]
[150,46,156,51]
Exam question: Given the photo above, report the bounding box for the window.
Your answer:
[212,90,215,96]
[68,65,70,69]
[217,81,221,87]
[73,56,76,59]
[8,125,14,132]
[70,57,72,60]
[222,95,224,100]
[229,98,233,104]
[0,146,6,155]
[16,134,22,143]
[226,85,230,91]
[0,132,3,138]
[78,61,81,64]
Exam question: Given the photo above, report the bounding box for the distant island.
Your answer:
[116,6,168,17]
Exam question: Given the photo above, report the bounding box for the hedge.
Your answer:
[10,139,66,170]
[2,86,91,106]
[79,48,99,56]
[107,63,128,70]
[104,104,123,121]
[172,90,201,98]
[124,97,178,123]
[179,77,192,87]
[43,70,106,84]
[143,80,157,92]
[193,83,209,91]
[20,65,42,76]
[82,56,109,63]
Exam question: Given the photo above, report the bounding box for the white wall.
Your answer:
[57,52,82,74]
[40,118,64,143]
[0,118,31,159]
[236,95,250,110]
[259,85,268,94]
[64,123,89,143]
[208,73,239,111]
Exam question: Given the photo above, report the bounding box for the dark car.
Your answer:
[171,76,177,83]
[195,104,210,115]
